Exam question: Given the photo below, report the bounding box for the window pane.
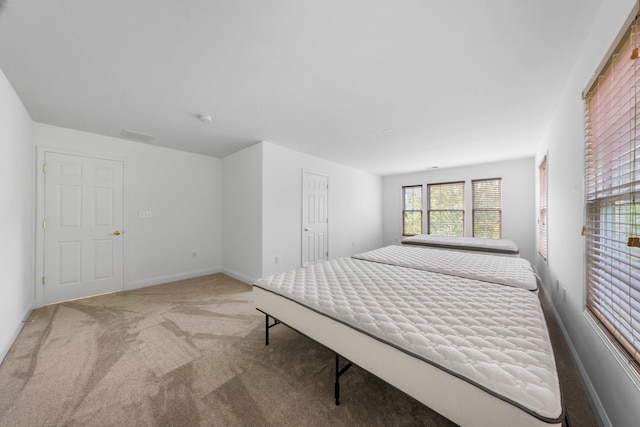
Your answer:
[473,210,502,239]
[403,211,422,236]
[429,211,464,236]
[429,182,464,209]
[402,185,422,236]
[404,186,422,210]
[473,180,501,209]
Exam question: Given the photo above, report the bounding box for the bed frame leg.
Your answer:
[264,313,281,346]
[334,353,353,405]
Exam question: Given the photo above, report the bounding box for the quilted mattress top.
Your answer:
[253,257,561,423]
[401,234,520,254]
[352,245,538,291]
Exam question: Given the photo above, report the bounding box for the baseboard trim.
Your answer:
[540,284,611,427]
[126,267,223,290]
[220,268,256,285]
[1,305,34,364]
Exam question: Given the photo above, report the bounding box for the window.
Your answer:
[402,185,422,236]
[584,15,640,369]
[428,181,464,236]
[538,157,548,260]
[472,178,502,239]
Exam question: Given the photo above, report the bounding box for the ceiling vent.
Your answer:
[120,130,155,143]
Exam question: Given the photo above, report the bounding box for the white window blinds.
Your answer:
[472,178,502,239]
[538,157,548,260]
[584,16,640,369]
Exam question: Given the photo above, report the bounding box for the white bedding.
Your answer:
[402,234,520,255]
[253,257,562,425]
[352,245,538,291]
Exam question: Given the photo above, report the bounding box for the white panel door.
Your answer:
[43,152,124,304]
[302,171,328,267]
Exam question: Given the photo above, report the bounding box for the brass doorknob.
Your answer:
[113,230,121,236]
[304,227,311,231]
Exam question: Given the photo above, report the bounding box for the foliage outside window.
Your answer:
[584,16,640,370]
[402,185,422,236]
[428,182,464,236]
[472,178,502,239]
[538,157,548,260]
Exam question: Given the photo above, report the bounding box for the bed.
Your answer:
[252,252,563,427]
[401,234,520,256]
[352,244,537,291]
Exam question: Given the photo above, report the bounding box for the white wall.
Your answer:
[221,143,263,283]
[222,141,384,282]
[262,142,384,277]
[34,123,222,296]
[0,68,35,360]
[535,1,640,426]
[383,157,536,263]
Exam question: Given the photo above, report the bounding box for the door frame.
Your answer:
[301,169,329,267]
[35,147,127,307]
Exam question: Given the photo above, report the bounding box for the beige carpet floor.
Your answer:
[0,273,597,426]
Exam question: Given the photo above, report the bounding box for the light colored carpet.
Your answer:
[0,273,597,426]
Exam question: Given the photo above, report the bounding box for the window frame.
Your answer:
[583,10,640,372]
[402,185,423,236]
[427,181,465,237]
[538,156,548,260]
[471,178,502,239]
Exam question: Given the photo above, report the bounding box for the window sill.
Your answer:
[583,310,640,391]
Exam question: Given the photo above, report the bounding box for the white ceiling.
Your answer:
[0,0,603,176]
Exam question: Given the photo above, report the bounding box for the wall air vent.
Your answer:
[120,130,155,143]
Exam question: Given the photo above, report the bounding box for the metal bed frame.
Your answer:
[254,288,571,427]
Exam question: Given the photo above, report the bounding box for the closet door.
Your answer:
[302,171,328,266]
[43,152,124,304]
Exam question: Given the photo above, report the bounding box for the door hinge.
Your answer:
[42,220,47,229]
[43,163,47,173]
[42,276,46,285]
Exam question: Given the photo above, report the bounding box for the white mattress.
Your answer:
[401,234,520,255]
[352,245,538,291]
[253,257,562,425]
